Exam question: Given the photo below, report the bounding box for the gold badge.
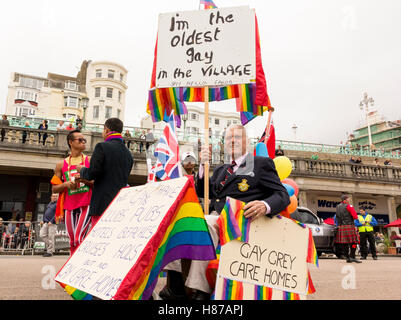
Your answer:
[238,179,250,192]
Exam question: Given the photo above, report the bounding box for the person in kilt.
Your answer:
[334,195,362,263]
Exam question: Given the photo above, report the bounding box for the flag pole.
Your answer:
[204,86,210,215]
[264,108,274,144]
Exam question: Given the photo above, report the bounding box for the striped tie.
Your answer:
[217,160,236,193]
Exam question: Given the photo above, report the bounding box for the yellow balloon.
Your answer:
[273,156,292,180]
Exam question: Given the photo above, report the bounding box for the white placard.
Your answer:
[156,6,255,88]
[216,215,310,297]
[55,177,188,300]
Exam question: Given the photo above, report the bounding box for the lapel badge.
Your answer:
[238,179,250,192]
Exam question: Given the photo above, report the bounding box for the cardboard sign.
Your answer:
[216,215,310,298]
[156,6,255,88]
[55,178,187,300]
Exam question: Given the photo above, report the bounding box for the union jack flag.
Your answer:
[147,160,168,183]
[154,111,182,180]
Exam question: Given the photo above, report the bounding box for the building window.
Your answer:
[120,73,124,82]
[191,127,198,134]
[118,91,122,102]
[64,96,78,108]
[96,69,102,78]
[93,106,99,119]
[65,81,77,91]
[215,118,220,125]
[108,70,115,79]
[191,113,198,120]
[105,106,112,119]
[19,77,43,89]
[95,87,101,98]
[233,120,237,124]
[106,88,113,98]
[117,109,121,119]
[227,120,231,126]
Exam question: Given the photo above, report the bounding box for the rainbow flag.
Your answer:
[217,198,251,245]
[200,0,217,9]
[283,291,301,300]
[254,285,273,300]
[221,278,243,300]
[60,283,92,300]
[148,88,188,122]
[113,180,216,300]
[306,228,319,267]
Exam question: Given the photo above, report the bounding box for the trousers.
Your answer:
[40,223,58,254]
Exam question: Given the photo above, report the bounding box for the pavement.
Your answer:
[0,254,400,300]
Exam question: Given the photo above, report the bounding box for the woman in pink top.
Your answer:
[52,130,93,254]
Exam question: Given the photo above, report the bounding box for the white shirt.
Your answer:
[199,152,271,214]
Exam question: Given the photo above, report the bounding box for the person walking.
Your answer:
[40,194,59,257]
[38,120,48,145]
[334,195,361,263]
[76,118,134,227]
[52,130,93,254]
[22,121,31,144]
[355,209,378,260]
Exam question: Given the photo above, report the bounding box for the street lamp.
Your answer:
[181,112,188,141]
[292,123,298,141]
[359,92,375,149]
[81,97,89,129]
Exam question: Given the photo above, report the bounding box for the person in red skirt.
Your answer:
[334,195,362,263]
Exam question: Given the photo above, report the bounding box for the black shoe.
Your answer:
[373,257,378,260]
[159,286,186,301]
[346,258,352,263]
[360,257,367,260]
[191,290,210,300]
[352,258,362,263]
[42,253,53,257]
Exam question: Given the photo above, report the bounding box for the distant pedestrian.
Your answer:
[275,145,284,156]
[75,115,83,127]
[17,221,31,249]
[38,120,48,145]
[40,194,59,257]
[139,130,146,153]
[1,115,10,142]
[145,129,155,152]
[334,195,361,263]
[56,120,66,131]
[384,159,392,166]
[22,121,31,144]
[124,129,132,149]
[65,123,74,131]
[355,209,378,260]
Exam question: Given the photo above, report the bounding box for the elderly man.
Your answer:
[160,124,290,300]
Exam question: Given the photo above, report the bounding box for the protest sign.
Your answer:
[156,6,255,88]
[215,201,316,299]
[55,177,215,300]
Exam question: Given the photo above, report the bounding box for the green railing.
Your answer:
[4,114,401,159]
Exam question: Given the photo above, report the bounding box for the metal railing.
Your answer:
[0,221,35,255]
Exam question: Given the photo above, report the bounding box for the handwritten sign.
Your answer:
[156,6,255,88]
[216,215,310,297]
[55,178,187,300]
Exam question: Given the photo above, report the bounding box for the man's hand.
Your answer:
[75,164,83,173]
[65,181,77,190]
[200,145,211,165]
[243,201,267,220]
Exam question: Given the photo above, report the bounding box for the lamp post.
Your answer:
[81,97,89,129]
[359,92,374,149]
[292,123,298,141]
[181,112,188,141]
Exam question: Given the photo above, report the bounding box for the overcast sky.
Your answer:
[0,0,400,144]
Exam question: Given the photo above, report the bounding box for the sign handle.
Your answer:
[204,86,210,215]
[264,109,274,144]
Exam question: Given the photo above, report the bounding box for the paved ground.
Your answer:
[0,254,400,300]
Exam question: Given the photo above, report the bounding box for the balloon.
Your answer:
[273,156,292,181]
[282,178,299,197]
[255,143,269,158]
[282,183,295,197]
[287,195,298,214]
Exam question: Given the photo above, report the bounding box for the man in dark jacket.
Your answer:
[40,194,58,257]
[335,195,361,263]
[76,118,134,227]
[160,124,290,300]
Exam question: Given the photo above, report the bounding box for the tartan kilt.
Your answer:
[335,225,360,244]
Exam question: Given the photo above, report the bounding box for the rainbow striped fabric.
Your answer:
[283,291,301,300]
[307,228,319,267]
[217,198,251,245]
[148,87,188,122]
[221,278,243,300]
[200,0,217,9]
[254,285,273,300]
[113,180,216,300]
[60,283,92,300]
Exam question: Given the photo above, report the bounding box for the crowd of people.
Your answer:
[0,218,32,250]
